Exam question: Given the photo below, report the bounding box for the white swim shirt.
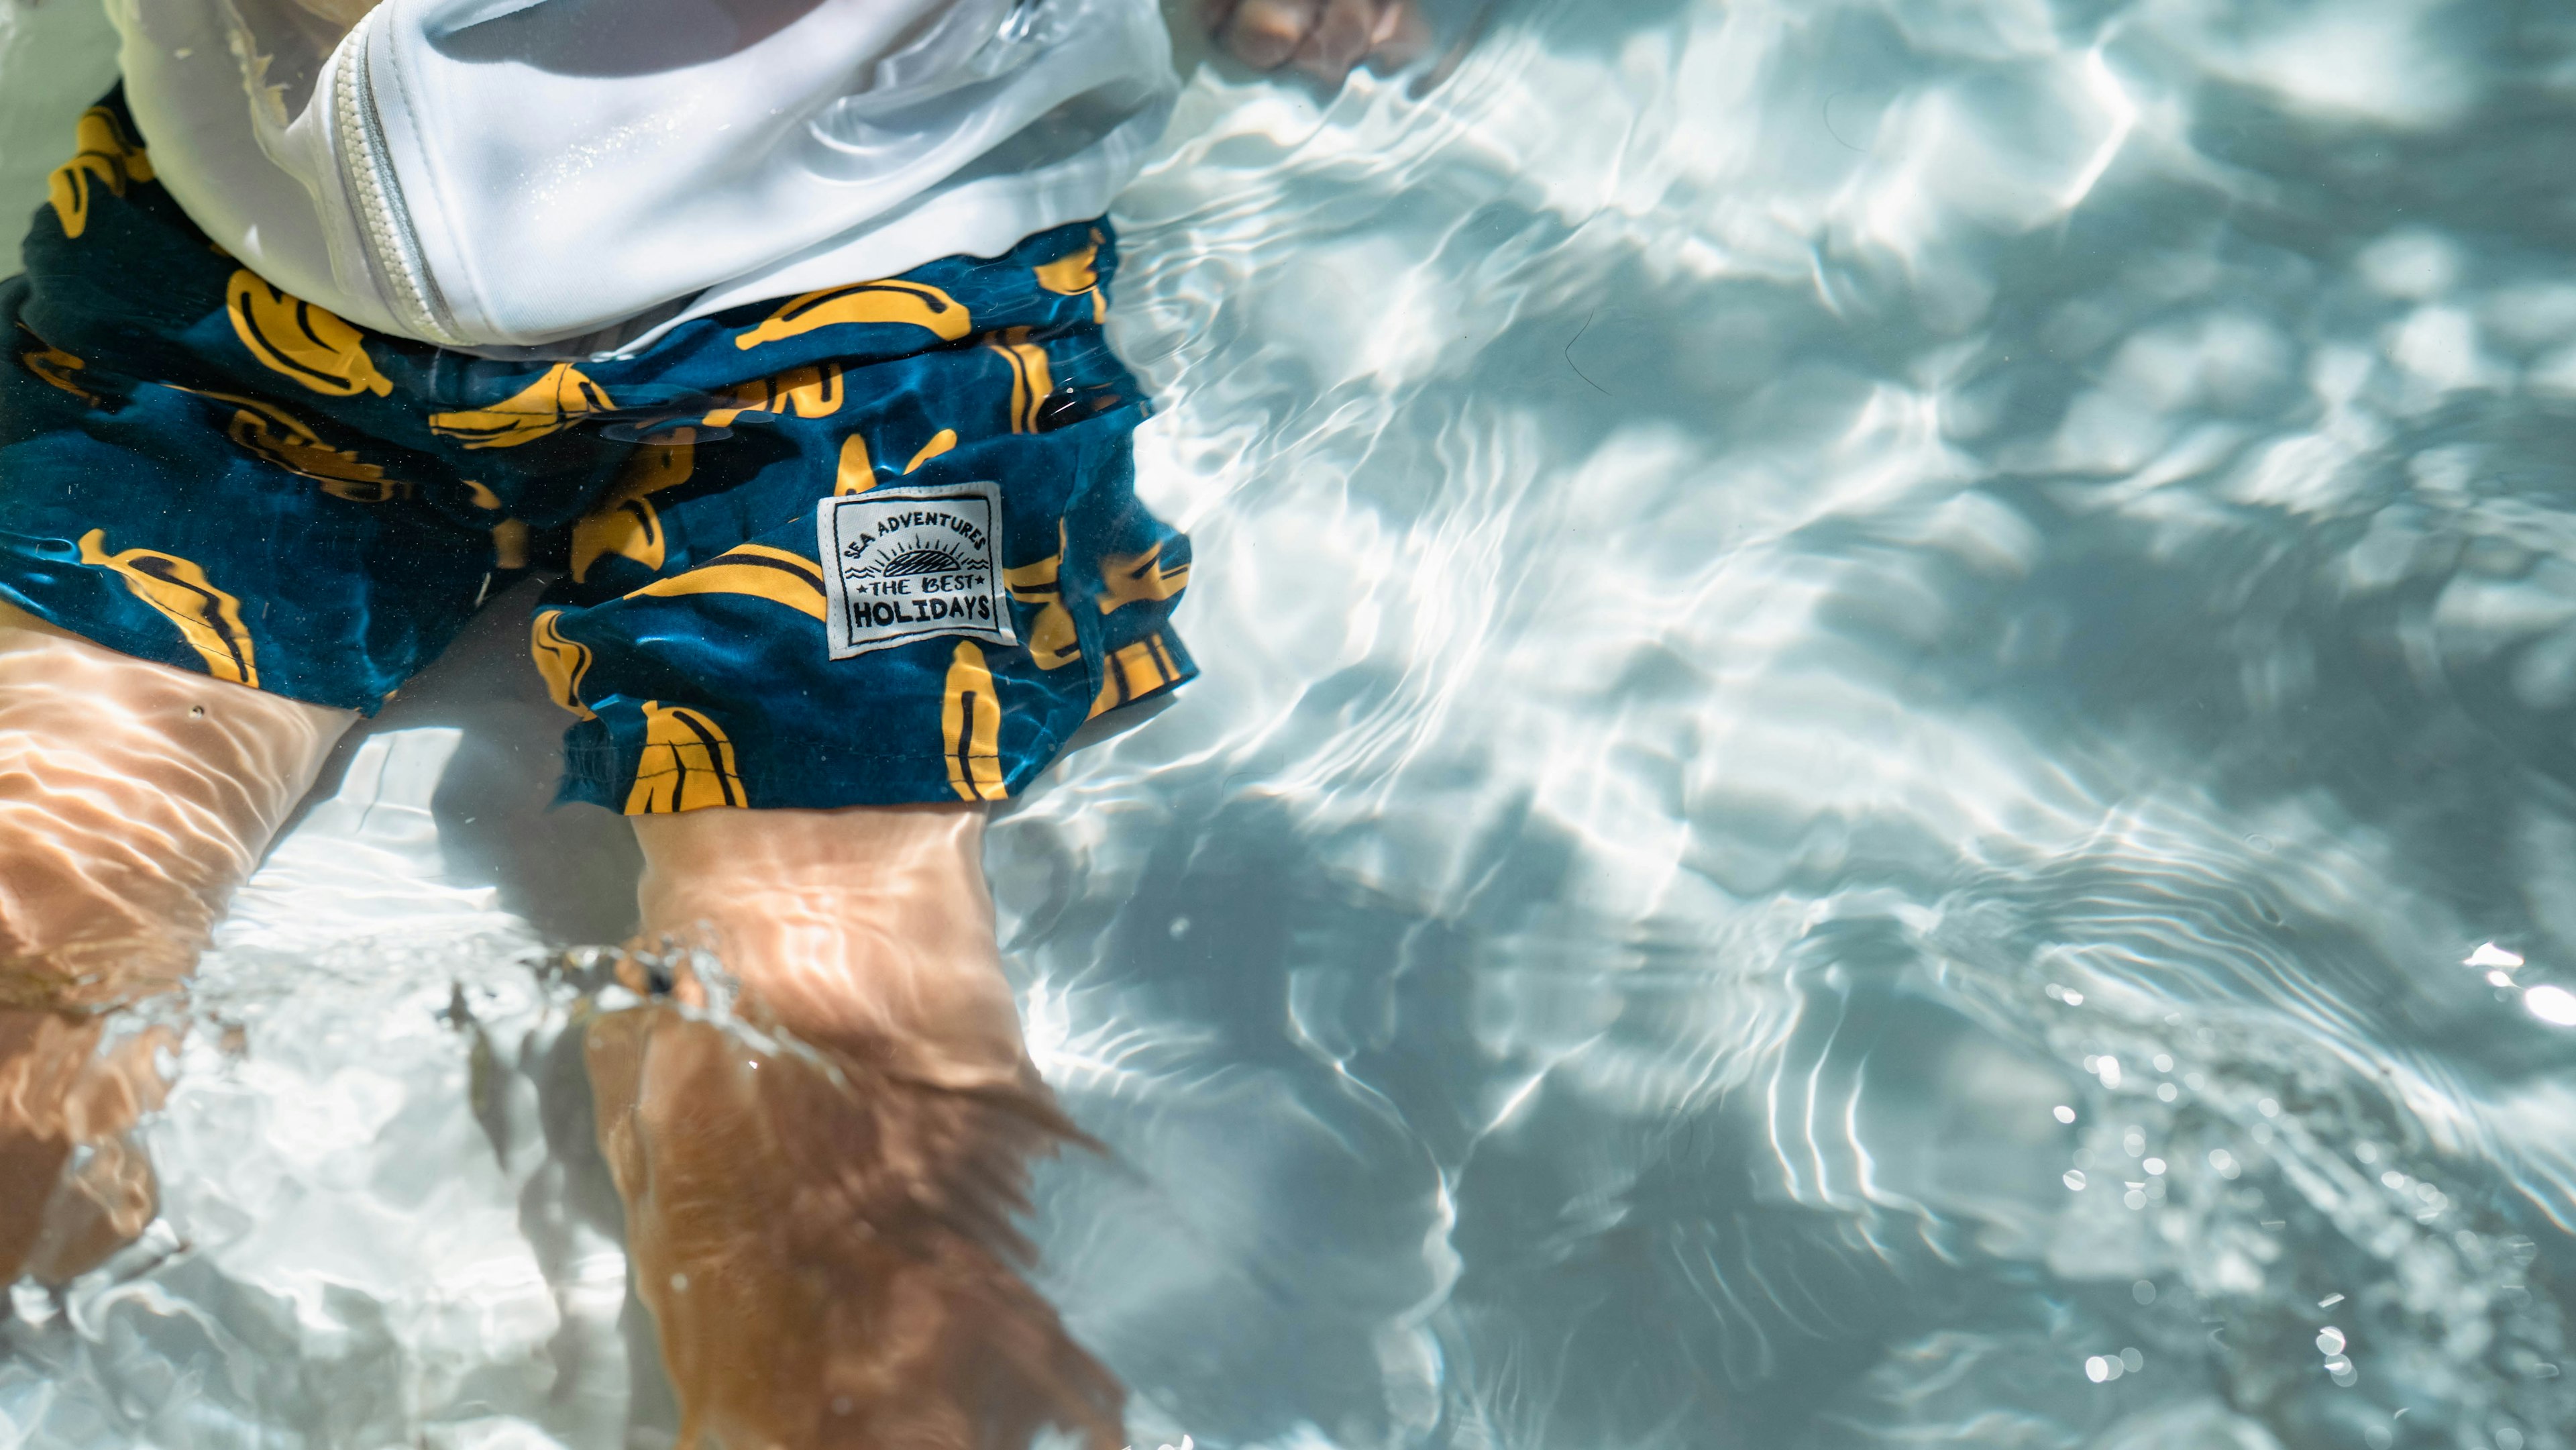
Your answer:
[106,0,1176,352]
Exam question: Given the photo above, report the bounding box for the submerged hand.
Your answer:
[1203,0,1430,83]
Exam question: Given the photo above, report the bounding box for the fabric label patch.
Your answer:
[820,482,1017,660]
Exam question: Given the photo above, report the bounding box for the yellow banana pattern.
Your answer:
[904,428,959,474]
[428,362,615,448]
[942,640,1008,801]
[77,529,258,687]
[182,389,413,502]
[1095,541,1191,615]
[733,280,973,351]
[625,702,746,814]
[47,107,152,240]
[1033,229,1108,325]
[700,363,845,427]
[986,327,1053,434]
[835,433,878,495]
[1088,631,1187,720]
[20,340,98,406]
[570,430,696,582]
[1002,526,1079,672]
[624,543,827,621]
[529,610,596,718]
[225,270,394,398]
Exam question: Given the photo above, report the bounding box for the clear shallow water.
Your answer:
[7,0,2576,1447]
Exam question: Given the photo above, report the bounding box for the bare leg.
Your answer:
[588,805,1122,1450]
[0,603,352,1282]
[1201,0,1429,81]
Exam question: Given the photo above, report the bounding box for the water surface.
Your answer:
[5,1,2576,1447]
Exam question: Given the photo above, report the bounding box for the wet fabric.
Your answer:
[0,93,1195,813]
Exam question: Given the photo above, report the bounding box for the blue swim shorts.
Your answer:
[0,93,1195,813]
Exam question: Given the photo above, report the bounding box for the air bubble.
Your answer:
[2131,1280,2155,1305]
[2053,1104,2077,1124]
[2063,1170,2087,1191]
[2156,1082,2179,1102]
[2317,1327,2345,1355]
[2120,1347,2143,1374]
[2208,1149,2240,1178]
[2143,1157,2165,1176]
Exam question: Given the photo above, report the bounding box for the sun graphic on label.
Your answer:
[818,482,1017,660]
[850,541,978,579]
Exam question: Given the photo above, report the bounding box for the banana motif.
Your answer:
[46,107,152,240]
[700,363,844,427]
[625,702,746,814]
[1033,234,1102,296]
[20,340,98,406]
[428,362,615,448]
[1087,631,1185,719]
[624,543,827,621]
[1095,541,1190,614]
[570,430,696,582]
[904,428,959,474]
[1034,229,1108,323]
[985,327,1053,434]
[941,640,1008,802]
[835,433,878,495]
[77,529,258,687]
[529,610,596,719]
[184,389,411,502]
[225,270,394,398]
[732,280,972,351]
[1002,525,1079,671]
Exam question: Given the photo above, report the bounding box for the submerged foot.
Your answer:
[586,998,1122,1450]
[0,1009,168,1286]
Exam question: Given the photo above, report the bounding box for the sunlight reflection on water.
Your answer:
[7,0,2576,1446]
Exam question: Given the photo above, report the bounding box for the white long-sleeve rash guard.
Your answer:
[107,0,1176,354]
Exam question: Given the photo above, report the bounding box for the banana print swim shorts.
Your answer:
[0,92,1195,813]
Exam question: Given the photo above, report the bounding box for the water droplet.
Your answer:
[2157,1082,2179,1102]
[2053,1104,2076,1124]
[2355,1142,2378,1164]
[2318,1327,2346,1355]
[2131,1280,2156,1305]
[2123,1189,2147,1210]
[2120,1347,2143,1374]
[2153,1054,2174,1072]
[2258,1098,2280,1117]
[2064,1170,2088,1191]
[2084,1355,2116,1383]
[2098,1057,2123,1089]
[2143,1157,2166,1176]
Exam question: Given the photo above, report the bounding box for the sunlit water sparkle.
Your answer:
[5,0,2576,1447]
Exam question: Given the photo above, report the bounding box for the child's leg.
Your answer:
[587,804,1122,1450]
[0,603,352,1281]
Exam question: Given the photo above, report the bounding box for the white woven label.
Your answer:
[819,482,1016,660]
